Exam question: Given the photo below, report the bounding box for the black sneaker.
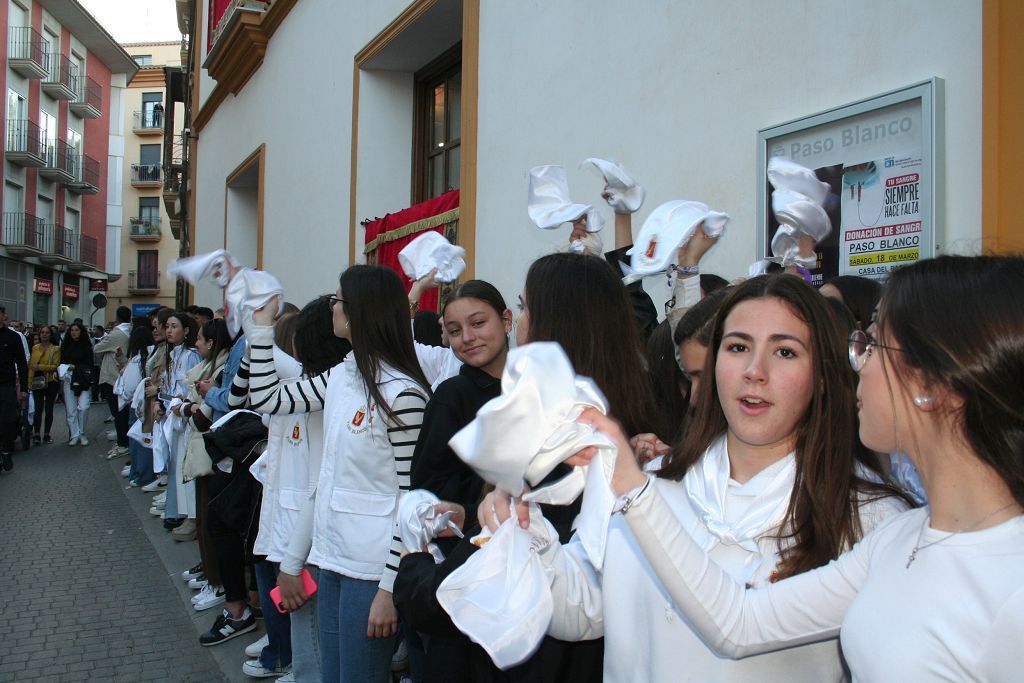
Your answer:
[199,608,256,647]
[1,451,12,471]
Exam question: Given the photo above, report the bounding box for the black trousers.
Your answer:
[105,386,129,447]
[32,382,59,435]
[0,383,17,452]
[206,471,249,603]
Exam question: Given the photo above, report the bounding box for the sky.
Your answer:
[78,0,181,44]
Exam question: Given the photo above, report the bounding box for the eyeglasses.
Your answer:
[848,329,903,372]
[326,296,346,308]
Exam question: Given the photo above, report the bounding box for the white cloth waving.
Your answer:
[767,157,832,268]
[398,231,466,283]
[527,165,605,232]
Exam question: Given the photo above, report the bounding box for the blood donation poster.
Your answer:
[839,155,923,279]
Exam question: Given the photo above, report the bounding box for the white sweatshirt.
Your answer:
[624,487,1024,682]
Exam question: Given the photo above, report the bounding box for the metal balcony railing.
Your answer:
[128,269,161,291]
[43,52,77,96]
[40,223,77,261]
[8,27,49,76]
[70,75,102,117]
[132,109,164,130]
[5,118,45,160]
[131,163,162,184]
[130,216,162,238]
[66,153,100,194]
[79,234,97,267]
[1,212,42,252]
[41,139,76,181]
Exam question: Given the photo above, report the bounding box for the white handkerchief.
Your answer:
[168,249,238,288]
[437,506,557,669]
[226,269,284,339]
[527,165,604,232]
[398,489,458,563]
[398,231,467,283]
[629,200,730,275]
[581,157,646,214]
[767,157,832,267]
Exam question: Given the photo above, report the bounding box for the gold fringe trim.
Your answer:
[363,207,460,254]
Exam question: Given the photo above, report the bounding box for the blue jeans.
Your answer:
[128,416,155,486]
[291,566,321,683]
[318,571,395,683]
[254,561,292,669]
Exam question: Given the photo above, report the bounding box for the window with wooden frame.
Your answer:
[413,44,462,203]
[137,250,159,289]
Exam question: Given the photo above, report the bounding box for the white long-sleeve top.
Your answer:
[540,438,907,682]
[244,325,427,592]
[622,485,1024,682]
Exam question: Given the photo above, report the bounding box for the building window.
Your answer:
[139,197,159,226]
[413,45,461,202]
[142,92,163,128]
[137,250,159,289]
[138,143,161,182]
[134,55,152,66]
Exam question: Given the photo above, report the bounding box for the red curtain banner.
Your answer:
[363,190,460,313]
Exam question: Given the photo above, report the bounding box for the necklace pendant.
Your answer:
[906,548,918,569]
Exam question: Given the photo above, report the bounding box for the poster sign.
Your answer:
[757,79,942,283]
[90,279,108,291]
[33,278,53,295]
[132,303,161,316]
[62,284,80,300]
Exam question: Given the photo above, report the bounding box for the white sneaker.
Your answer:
[79,435,89,446]
[188,577,209,590]
[193,585,227,611]
[107,446,129,460]
[69,437,79,446]
[245,633,270,658]
[141,476,167,493]
[120,465,131,477]
[106,430,116,441]
[191,583,213,604]
[182,563,204,581]
[277,673,296,683]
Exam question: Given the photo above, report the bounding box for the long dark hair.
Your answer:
[524,253,652,436]
[878,255,1024,507]
[339,265,432,423]
[822,275,881,330]
[61,321,92,358]
[659,273,901,579]
[201,318,232,364]
[645,320,687,445]
[294,296,351,377]
[166,311,199,348]
[127,325,153,370]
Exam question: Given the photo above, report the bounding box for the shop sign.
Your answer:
[33,279,53,295]
[132,303,161,316]
[90,279,108,291]
[63,284,80,300]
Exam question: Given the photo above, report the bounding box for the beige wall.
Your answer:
[107,42,183,312]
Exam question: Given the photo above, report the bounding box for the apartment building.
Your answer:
[105,41,184,317]
[175,1,1017,310]
[0,0,136,325]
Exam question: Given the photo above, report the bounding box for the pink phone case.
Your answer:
[270,568,318,613]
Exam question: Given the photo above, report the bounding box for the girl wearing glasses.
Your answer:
[481,272,906,681]
[575,255,1024,680]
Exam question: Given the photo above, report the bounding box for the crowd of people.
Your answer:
[1,193,1021,683]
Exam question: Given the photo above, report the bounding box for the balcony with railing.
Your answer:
[132,109,164,135]
[131,163,162,187]
[128,269,161,294]
[69,75,101,118]
[8,27,49,79]
[5,119,45,167]
[1,213,43,256]
[38,223,76,265]
[40,139,76,183]
[129,216,162,242]
[70,234,97,271]
[66,153,100,194]
[42,53,78,100]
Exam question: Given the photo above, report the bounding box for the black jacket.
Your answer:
[0,327,28,387]
[203,412,267,533]
[411,364,501,528]
[605,244,658,342]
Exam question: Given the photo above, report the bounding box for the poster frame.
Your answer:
[756,78,945,273]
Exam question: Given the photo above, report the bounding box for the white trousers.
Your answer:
[62,380,91,440]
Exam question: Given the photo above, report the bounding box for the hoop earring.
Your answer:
[913,396,934,408]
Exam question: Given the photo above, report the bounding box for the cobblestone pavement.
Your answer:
[0,404,236,682]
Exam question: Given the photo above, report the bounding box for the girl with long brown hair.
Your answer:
[481,272,906,680]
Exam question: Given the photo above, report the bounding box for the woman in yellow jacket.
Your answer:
[28,325,60,444]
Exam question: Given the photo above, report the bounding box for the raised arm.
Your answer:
[245,325,329,415]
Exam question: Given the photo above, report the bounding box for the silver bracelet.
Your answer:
[618,477,653,515]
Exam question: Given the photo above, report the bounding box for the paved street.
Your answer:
[0,404,255,682]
